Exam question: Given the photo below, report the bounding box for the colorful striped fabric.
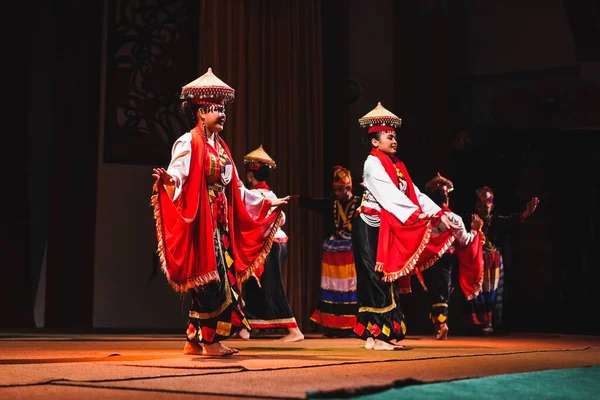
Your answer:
[465,249,503,328]
[311,236,358,330]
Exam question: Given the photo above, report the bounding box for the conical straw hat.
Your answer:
[180,67,235,104]
[358,102,402,129]
[244,145,276,168]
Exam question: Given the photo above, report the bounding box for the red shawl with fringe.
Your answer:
[151,127,281,292]
[412,206,484,299]
[369,149,454,293]
[454,214,484,300]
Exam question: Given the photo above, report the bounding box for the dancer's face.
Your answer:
[333,186,352,201]
[476,192,494,218]
[372,130,397,155]
[199,104,227,133]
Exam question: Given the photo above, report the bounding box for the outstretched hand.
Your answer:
[440,214,462,230]
[523,196,540,218]
[419,213,462,230]
[152,168,174,185]
[271,196,291,207]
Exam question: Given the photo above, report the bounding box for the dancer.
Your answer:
[151,68,289,356]
[238,145,304,342]
[295,166,360,337]
[421,173,484,340]
[353,102,458,350]
[465,186,539,334]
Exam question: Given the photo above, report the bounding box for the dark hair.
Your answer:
[361,131,384,149]
[427,188,449,208]
[247,165,271,182]
[180,101,225,129]
[180,100,202,128]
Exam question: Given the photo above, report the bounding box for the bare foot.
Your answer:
[436,323,449,340]
[278,328,304,342]
[183,341,204,355]
[238,328,250,340]
[202,342,236,356]
[364,337,374,350]
[220,342,240,354]
[373,339,406,351]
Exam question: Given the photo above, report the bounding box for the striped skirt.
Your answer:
[464,248,503,329]
[310,236,358,331]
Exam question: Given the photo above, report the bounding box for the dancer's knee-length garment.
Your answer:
[300,196,360,333]
[352,217,406,341]
[243,186,298,329]
[464,213,521,330]
[353,150,455,343]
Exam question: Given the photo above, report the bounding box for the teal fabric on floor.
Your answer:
[308,366,600,399]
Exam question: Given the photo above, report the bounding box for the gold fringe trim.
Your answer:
[413,235,456,275]
[381,225,433,282]
[465,281,483,300]
[150,187,220,293]
[236,212,283,284]
[464,231,486,300]
[416,271,428,292]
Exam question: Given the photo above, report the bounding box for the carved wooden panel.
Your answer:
[104,0,199,164]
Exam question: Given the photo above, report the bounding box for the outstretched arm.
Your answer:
[235,165,288,220]
[522,197,540,220]
[451,213,482,246]
[295,195,331,214]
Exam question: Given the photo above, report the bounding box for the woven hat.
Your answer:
[180,67,235,105]
[244,145,276,169]
[358,102,402,133]
[425,172,454,194]
[332,165,352,188]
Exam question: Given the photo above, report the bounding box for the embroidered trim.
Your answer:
[247,317,298,329]
[320,299,358,304]
[379,224,433,282]
[333,196,358,234]
[465,281,483,300]
[414,235,456,274]
[358,287,397,314]
[236,212,283,284]
[151,185,220,292]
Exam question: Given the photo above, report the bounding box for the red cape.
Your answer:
[369,149,454,292]
[411,206,484,299]
[455,221,484,300]
[151,127,282,292]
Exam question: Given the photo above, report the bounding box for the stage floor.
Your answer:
[1,332,599,399]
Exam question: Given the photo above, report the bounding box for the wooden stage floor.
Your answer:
[1,331,599,399]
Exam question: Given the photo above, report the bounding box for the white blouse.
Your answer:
[358,155,441,227]
[431,210,477,247]
[165,132,268,219]
[251,188,287,240]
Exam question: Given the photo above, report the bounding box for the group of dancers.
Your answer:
[151,68,539,356]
